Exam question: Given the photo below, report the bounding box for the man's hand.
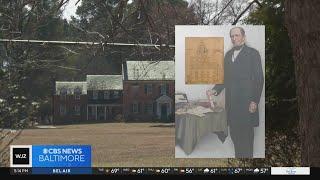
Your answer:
[249,101,257,113]
[206,89,218,96]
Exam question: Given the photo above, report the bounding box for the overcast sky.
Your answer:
[61,0,136,21]
[62,0,81,21]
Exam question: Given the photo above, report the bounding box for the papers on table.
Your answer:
[175,104,224,118]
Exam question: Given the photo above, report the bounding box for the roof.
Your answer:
[124,61,174,80]
[86,75,123,90]
[55,82,87,95]
[156,95,173,103]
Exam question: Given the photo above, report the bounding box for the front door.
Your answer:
[97,106,105,121]
[106,107,112,120]
[161,104,167,121]
[88,106,96,121]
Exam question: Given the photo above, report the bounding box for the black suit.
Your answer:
[213,44,264,158]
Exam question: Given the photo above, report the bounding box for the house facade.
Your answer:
[53,82,87,124]
[53,61,174,124]
[122,61,175,121]
[86,75,123,121]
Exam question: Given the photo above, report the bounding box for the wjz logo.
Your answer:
[13,148,29,164]
[10,145,32,167]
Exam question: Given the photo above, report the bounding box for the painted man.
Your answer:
[207,27,264,158]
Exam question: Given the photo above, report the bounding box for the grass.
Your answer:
[6,122,228,167]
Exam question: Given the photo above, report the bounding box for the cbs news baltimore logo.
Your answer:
[10,145,91,168]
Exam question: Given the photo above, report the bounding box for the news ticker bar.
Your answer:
[8,167,313,175]
[9,167,265,175]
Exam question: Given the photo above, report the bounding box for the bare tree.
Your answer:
[189,0,220,25]
[189,0,260,25]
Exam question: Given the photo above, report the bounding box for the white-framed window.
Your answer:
[144,103,153,114]
[74,88,81,100]
[144,84,152,95]
[60,88,67,100]
[92,91,98,100]
[132,102,139,113]
[132,84,140,96]
[104,91,110,99]
[113,91,119,98]
[60,104,66,116]
[74,105,80,115]
[160,84,168,95]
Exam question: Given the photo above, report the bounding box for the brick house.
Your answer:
[86,75,123,121]
[53,82,87,124]
[53,61,174,124]
[122,61,174,121]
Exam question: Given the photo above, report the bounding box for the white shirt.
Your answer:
[232,48,243,62]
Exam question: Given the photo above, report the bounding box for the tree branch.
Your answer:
[58,46,80,55]
[70,23,107,40]
[210,0,234,24]
[232,0,256,25]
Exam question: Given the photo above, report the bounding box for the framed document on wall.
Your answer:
[185,37,224,84]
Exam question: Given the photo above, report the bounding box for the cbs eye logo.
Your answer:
[10,145,32,167]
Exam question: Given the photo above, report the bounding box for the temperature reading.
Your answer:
[186,168,194,174]
[210,168,217,174]
[111,168,119,174]
[161,168,170,174]
[137,168,144,174]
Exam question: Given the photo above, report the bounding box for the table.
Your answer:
[175,110,228,155]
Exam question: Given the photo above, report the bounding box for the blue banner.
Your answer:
[32,145,91,168]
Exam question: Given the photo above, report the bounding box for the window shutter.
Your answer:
[138,103,141,113]
[151,84,153,94]
[131,103,134,113]
[166,84,169,95]
[144,85,147,94]
[153,102,157,114]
